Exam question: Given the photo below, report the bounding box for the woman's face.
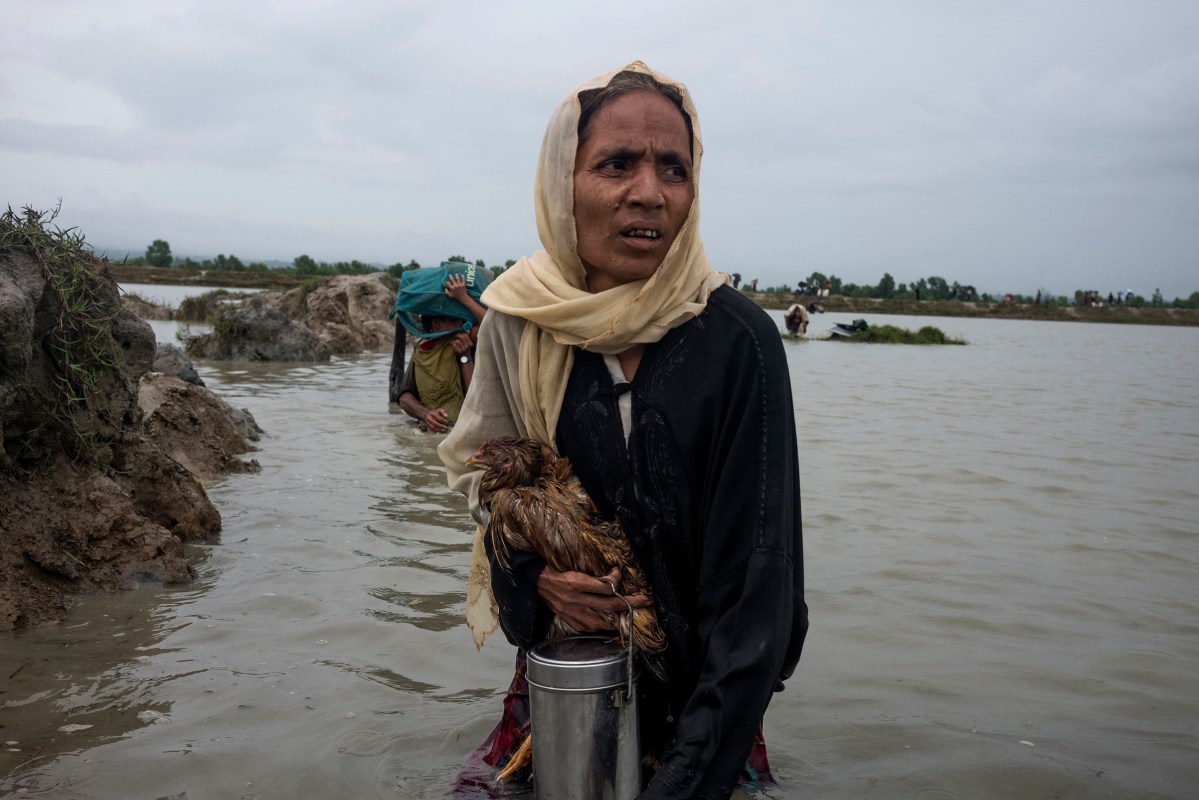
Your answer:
[572,91,694,293]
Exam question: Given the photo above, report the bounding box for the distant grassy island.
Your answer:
[106,263,1199,327]
[747,292,1199,327]
[826,323,966,344]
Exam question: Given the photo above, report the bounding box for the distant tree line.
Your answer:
[755,272,992,301]
[126,240,519,281]
[842,273,967,301]
[749,270,1199,309]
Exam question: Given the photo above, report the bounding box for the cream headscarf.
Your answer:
[481,60,726,444]
[439,61,725,648]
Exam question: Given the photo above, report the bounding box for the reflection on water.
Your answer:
[0,583,190,780]
[3,315,1198,799]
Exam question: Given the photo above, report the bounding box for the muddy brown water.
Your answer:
[2,308,1198,799]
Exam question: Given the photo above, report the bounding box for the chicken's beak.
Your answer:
[465,449,485,468]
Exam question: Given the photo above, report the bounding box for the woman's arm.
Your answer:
[439,312,530,647]
[444,274,488,325]
[449,332,476,392]
[396,361,452,433]
[641,316,808,800]
[439,312,525,522]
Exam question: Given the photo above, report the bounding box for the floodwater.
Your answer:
[2,305,1198,800]
[117,283,264,308]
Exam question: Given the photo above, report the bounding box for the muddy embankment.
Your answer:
[128,273,399,362]
[134,272,408,400]
[0,210,263,632]
[1,222,404,633]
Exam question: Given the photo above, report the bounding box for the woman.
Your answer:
[439,61,807,798]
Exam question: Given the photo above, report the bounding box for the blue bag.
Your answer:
[391,262,491,339]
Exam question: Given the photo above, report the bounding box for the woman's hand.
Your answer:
[443,274,488,325]
[424,406,450,433]
[537,567,651,633]
[451,332,473,356]
[444,274,469,302]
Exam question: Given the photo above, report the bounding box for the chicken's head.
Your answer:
[467,437,548,509]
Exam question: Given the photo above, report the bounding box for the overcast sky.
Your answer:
[4,1,1197,298]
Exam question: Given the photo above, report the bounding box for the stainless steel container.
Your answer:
[526,635,640,800]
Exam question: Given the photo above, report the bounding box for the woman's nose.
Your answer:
[626,165,665,208]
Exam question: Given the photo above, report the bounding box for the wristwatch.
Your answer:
[459,354,471,364]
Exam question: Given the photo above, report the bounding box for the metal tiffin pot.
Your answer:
[526,635,641,799]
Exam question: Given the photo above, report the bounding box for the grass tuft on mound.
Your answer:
[1,205,128,465]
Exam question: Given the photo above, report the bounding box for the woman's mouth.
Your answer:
[619,225,663,251]
[623,228,661,240]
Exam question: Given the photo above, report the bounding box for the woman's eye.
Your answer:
[599,158,626,171]
[664,164,688,179]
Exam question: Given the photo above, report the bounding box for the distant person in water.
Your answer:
[397,275,488,433]
[397,318,474,433]
[784,303,809,336]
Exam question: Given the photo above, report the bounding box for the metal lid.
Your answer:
[527,636,632,691]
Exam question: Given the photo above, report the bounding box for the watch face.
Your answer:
[459,355,470,364]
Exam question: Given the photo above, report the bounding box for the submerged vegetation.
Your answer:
[831,323,966,345]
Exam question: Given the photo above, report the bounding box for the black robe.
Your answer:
[488,286,808,799]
